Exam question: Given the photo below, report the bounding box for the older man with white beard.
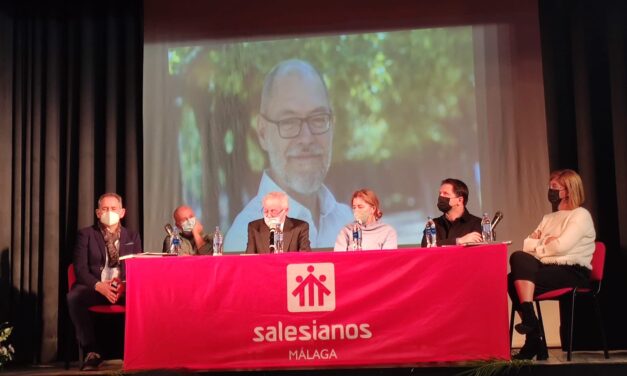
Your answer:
[224,59,352,252]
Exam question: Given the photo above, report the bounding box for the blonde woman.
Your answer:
[334,189,398,251]
[508,169,595,360]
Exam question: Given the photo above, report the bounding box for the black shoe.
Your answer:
[512,335,548,361]
[515,302,539,335]
[515,322,537,335]
[81,352,103,371]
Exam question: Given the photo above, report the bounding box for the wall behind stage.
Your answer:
[142,0,551,258]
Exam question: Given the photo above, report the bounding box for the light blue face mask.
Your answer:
[181,217,196,233]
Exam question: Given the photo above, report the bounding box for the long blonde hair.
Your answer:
[550,169,585,209]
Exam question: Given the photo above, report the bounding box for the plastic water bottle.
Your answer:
[170,227,182,255]
[351,221,363,251]
[275,226,284,254]
[424,217,437,247]
[213,226,223,256]
[481,213,493,242]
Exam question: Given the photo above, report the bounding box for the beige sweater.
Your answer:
[523,207,596,269]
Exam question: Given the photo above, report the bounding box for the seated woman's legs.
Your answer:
[508,251,547,360]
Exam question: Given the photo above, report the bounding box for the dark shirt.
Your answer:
[421,209,482,247]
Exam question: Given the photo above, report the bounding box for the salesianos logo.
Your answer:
[287,263,335,312]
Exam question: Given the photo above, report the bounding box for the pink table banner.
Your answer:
[123,245,509,371]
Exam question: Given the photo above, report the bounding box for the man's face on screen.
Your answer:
[257,73,333,195]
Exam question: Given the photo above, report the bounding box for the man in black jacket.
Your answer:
[421,178,482,247]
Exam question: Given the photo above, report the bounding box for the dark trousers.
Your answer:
[508,251,590,312]
[67,284,124,353]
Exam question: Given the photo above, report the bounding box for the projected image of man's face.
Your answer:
[257,68,333,196]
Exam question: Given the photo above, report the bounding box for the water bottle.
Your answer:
[351,221,362,251]
[481,213,493,242]
[213,226,223,256]
[424,216,437,247]
[170,227,182,255]
[275,225,284,254]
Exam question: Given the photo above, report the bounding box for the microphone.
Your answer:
[269,226,276,253]
[491,211,504,231]
[351,221,363,251]
[164,223,174,236]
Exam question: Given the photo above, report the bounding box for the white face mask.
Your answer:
[100,211,120,227]
[181,217,196,233]
[353,210,371,225]
[264,216,281,228]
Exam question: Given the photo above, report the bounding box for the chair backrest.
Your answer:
[590,241,606,282]
[68,264,77,290]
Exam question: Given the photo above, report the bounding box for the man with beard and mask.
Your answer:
[67,193,142,370]
[420,178,482,247]
[224,59,352,252]
[162,205,213,255]
[245,191,311,254]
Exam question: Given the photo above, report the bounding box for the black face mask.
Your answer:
[548,188,561,211]
[437,195,452,213]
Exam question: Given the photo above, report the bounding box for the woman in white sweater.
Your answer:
[508,169,596,360]
[334,189,398,251]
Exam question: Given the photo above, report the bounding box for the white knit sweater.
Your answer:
[523,207,596,269]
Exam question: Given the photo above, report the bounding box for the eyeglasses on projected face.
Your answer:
[260,113,332,139]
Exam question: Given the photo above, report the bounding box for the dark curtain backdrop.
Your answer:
[0,0,143,363]
[540,0,627,349]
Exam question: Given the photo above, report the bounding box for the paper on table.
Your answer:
[463,240,512,247]
[119,252,175,260]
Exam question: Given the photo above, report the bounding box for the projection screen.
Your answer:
[143,5,550,253]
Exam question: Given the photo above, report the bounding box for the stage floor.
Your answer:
[3,349,627,376]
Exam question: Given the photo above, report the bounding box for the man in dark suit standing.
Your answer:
[246,191,311,254]
[67,193,142,370]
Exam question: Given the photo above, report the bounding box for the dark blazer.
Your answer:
[73,224,143,288]
[245,217,311,254]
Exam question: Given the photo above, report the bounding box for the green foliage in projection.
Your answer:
[169,27,475,168]
[178,105,203,205]
[169,47,202,75]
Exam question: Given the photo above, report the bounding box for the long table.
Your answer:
[123,245,510,371]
